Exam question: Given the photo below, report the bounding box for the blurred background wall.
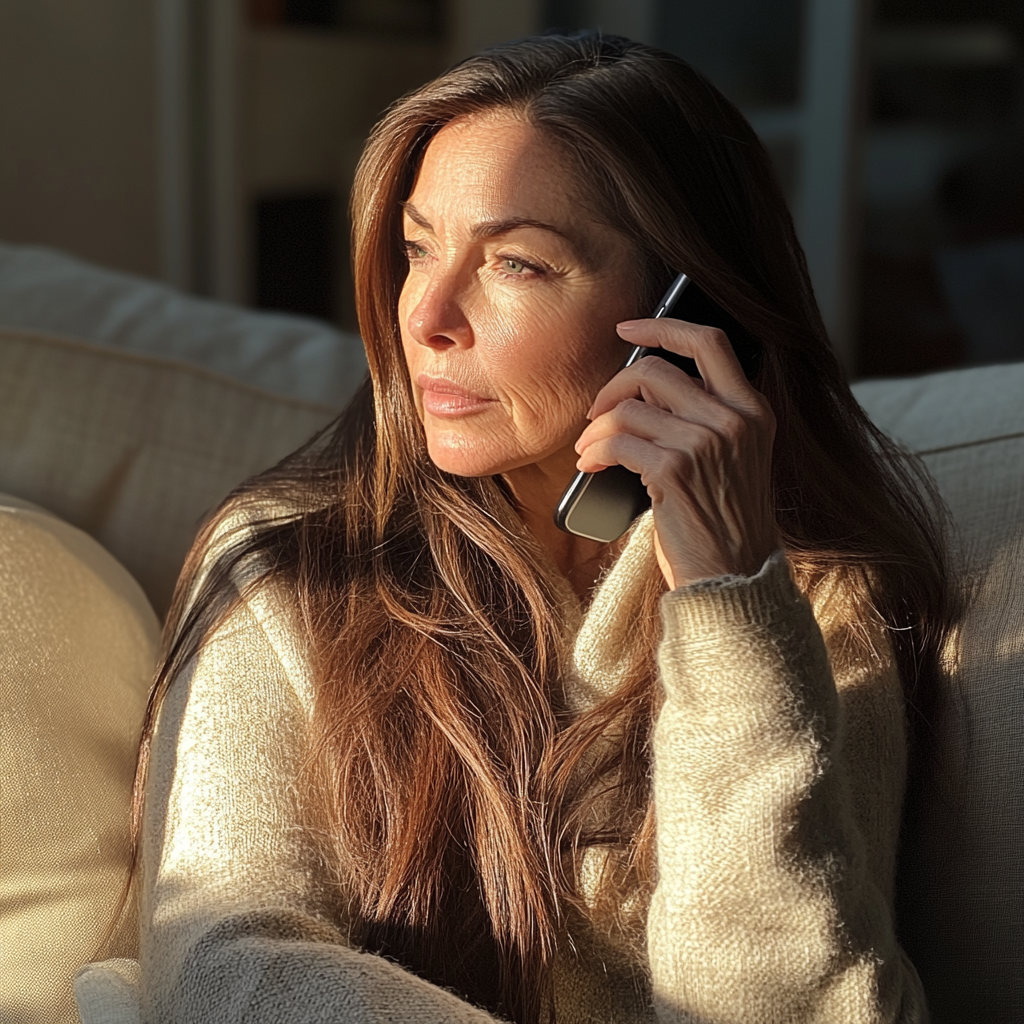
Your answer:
[1,0,1021,378]
[0,1,162,278]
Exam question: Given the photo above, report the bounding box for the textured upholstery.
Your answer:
[0,242,366,408]
[0,496,159,1024]
[853,363,1024,1024]
[0,328,339,618]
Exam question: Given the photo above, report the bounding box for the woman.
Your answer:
[135,32,954,1024]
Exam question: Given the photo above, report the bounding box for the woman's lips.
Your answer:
[417,374,495,416]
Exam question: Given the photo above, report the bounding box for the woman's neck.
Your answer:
[501,453,624,606]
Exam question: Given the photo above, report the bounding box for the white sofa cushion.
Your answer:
[0,327,338,617]
[0,496,159,1024]
[852,363,1024,1024]
[0,242,366,408]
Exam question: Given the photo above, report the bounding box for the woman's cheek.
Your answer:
[499,351,608,460]
[470,290,535,357]
[489,331,588,427]
[484,290,599,386]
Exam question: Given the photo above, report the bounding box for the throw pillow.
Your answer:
[0,495,159,1024]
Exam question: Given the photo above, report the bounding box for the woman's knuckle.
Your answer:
[638,355,668,380]
[749,402,776,438]
[663,447,690,477]
[749,393,772,418]
[718,408,746,440]
[701,327,730,350]
[607,399,640,428]
[690,422,719,452]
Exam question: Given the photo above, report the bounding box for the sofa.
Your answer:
[0,248,1020,1024]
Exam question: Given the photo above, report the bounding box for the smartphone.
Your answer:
[554,272,761,543]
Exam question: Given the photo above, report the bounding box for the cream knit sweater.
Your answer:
[140,510,925,1023]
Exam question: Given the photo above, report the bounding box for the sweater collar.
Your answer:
[562,510,662,716]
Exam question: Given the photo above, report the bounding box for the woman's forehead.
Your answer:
[407,113,576,225]
[404,112,625,267]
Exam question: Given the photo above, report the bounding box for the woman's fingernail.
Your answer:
[617,320,641,331]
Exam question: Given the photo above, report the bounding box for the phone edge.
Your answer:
[553,271,692,541]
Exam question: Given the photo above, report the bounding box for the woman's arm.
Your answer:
[645,553,926,1023]
[577,315,925,1019]
[140,571,504,1024]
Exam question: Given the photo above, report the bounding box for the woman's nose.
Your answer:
[406,272,474,350]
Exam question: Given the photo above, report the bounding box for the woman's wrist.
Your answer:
[654,513,781,589]
[660,549,796,633]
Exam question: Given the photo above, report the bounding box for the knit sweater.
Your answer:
[139,509,925,1023]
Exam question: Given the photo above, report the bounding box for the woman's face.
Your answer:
[399,111,641,482]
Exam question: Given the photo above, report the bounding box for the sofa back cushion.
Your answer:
[852,363,1024,1024]
[0,242,367,408]
[0,328,339,617]
[0,495,159,1024]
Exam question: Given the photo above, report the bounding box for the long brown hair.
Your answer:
[134,32,954,1023]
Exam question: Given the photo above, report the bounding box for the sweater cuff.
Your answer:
[659,549,802,641]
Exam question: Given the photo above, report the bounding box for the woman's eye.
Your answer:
[404,241,429,260]
[498,256,542,277]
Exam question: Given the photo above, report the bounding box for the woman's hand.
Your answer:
[573,318,779,589]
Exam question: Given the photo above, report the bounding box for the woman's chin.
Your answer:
[425,438,529,479]
[427,452,510,478]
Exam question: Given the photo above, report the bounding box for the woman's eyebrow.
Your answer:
[401,202,596,266]
[474,218,599,270]
[470,216,571,243]
[401,202,434,232]
[402,203,576,245]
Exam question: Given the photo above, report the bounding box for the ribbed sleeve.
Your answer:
[646,552,926,1023]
